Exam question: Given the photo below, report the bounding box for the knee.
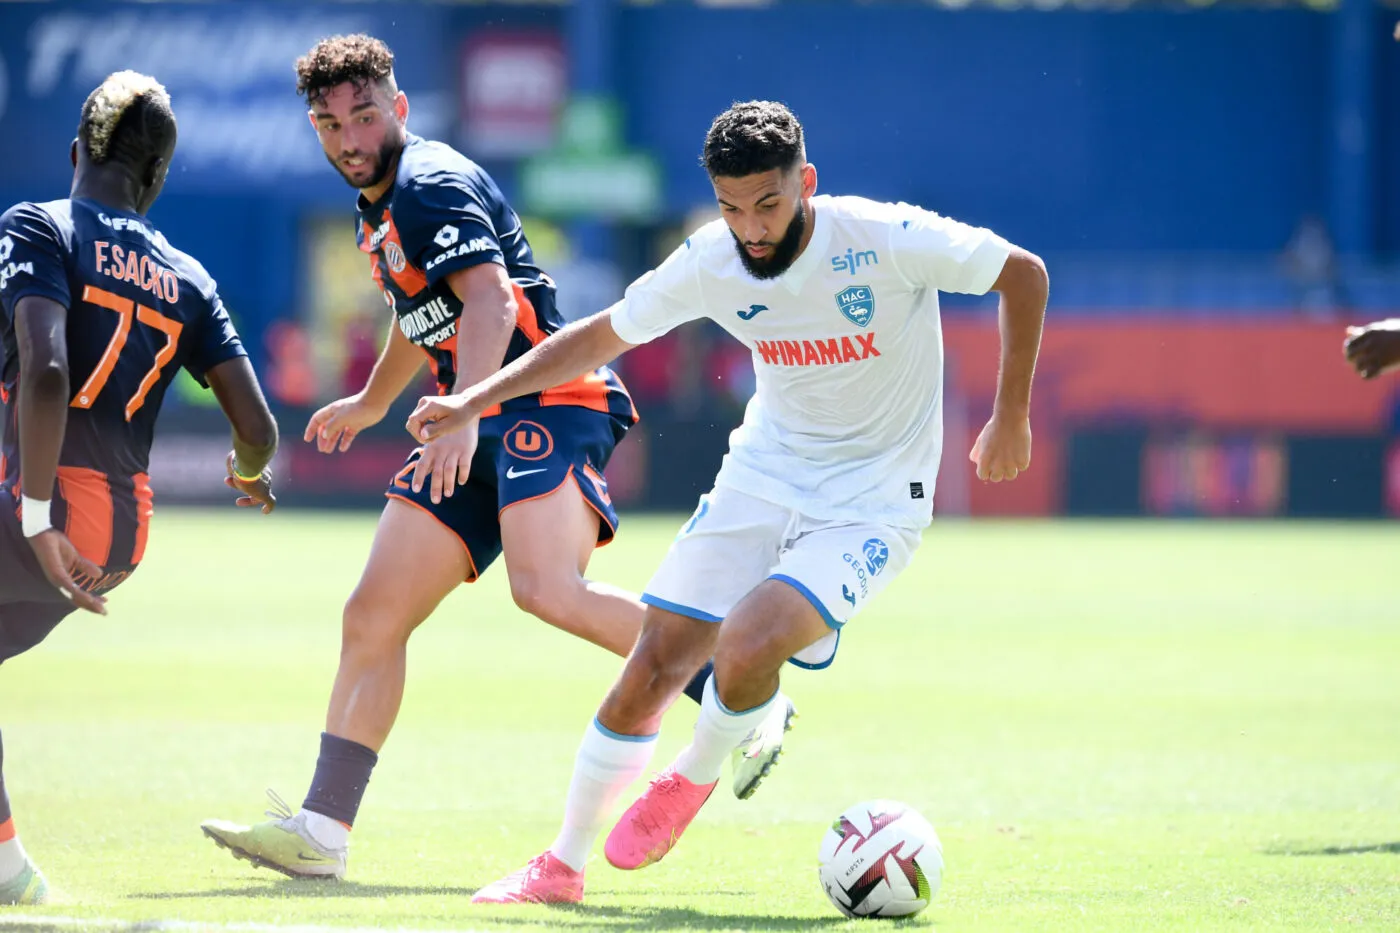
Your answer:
[601,651,696,731]
[340,587,413,657]
[508,570,579,628]
[713,633,784,704]
[626,630,708,700]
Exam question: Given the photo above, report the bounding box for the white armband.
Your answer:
[21,495,53,537]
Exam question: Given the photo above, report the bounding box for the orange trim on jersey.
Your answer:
[0,382,9,404]
[367,251,386,294]
[384,492,479,582]
[569,470,617,546]
[56,465,114,567]
[508,283,613,414]
[0,818,15,843]
[130,472,154,565]
[540,369,615,415]
[381,215,428,298]
[426,338,500,414]
[579,462,613,508]
[391,451,422,492]
[512,283,548,347]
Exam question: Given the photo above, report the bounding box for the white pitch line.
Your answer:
[0,917,496,933]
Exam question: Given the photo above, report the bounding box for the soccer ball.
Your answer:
[817,799,942,918]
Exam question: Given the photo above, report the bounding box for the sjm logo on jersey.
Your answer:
[830,248,878,275]
[836,285,875,328]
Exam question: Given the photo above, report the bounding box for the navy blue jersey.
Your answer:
[0,197,246,506]
[355,134,634,421]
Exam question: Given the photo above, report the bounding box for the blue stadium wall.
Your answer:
[0,2,1391,346]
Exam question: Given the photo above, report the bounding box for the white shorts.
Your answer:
[641,486,921,669]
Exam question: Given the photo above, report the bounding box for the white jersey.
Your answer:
[609,194,1011,530]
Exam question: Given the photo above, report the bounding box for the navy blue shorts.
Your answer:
[0,487,74,664]
[385,406,629,581]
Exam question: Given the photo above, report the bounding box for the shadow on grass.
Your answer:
[128,880,479,900]
[125,882,860,930]
[450,903,855,931]
[1265,841,1400,856]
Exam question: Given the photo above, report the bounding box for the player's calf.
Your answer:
[596,608,720,732]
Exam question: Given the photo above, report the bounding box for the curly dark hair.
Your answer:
[296,34,396,106]
[701,100,805,179]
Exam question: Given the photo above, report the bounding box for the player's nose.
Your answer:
[341,125,370,154]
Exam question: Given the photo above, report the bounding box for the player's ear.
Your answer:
[800,163,817,199]
[70,138,79,169]
[394,90,409,125]
[307,110,318,131]
[143,154,165,190]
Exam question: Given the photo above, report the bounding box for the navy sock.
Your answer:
[0,727,10,826]
[682,660,715,706]
[302,732,378,826]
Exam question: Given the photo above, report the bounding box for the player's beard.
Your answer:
[329,130,402,192]
[732,202,807,280]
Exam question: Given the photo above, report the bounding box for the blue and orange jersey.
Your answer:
[0,197,246,572]
[355,134,635,423]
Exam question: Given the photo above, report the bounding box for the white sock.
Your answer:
[548,718,658,872]
[0,834,28,882]
[674,675,780,786]
[300,809,350,851]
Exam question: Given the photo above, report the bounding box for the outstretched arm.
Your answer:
[359,319,427,414]
[969,247,1049,482]
[304,320,423,454]
[206,356,280,512]
[14,295,106,613]
[407,309,633,442]
[401,261,520,503]
[15,296,68,511]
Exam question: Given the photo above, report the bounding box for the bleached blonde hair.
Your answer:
[79,71,175,164]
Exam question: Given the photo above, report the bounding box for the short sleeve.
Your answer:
[183,289,247,387]
[609,237,706,345]
[889,205,1012,296]
[395,178,502,288]
[0,203,71,319]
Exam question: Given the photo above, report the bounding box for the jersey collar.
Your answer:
[778,197,830,295]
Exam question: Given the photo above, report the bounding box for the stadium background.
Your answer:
[1,0,1397,519]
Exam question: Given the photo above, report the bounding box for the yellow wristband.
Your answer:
[232,463,264,483]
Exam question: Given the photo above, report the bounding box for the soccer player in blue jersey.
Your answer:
[0,72,280,905]
[200,35,792,880]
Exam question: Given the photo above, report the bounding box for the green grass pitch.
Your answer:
[1,510,1397,931]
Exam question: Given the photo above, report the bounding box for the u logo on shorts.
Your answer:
[504,420,554,461]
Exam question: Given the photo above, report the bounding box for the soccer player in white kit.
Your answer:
[406,101,1049,904]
